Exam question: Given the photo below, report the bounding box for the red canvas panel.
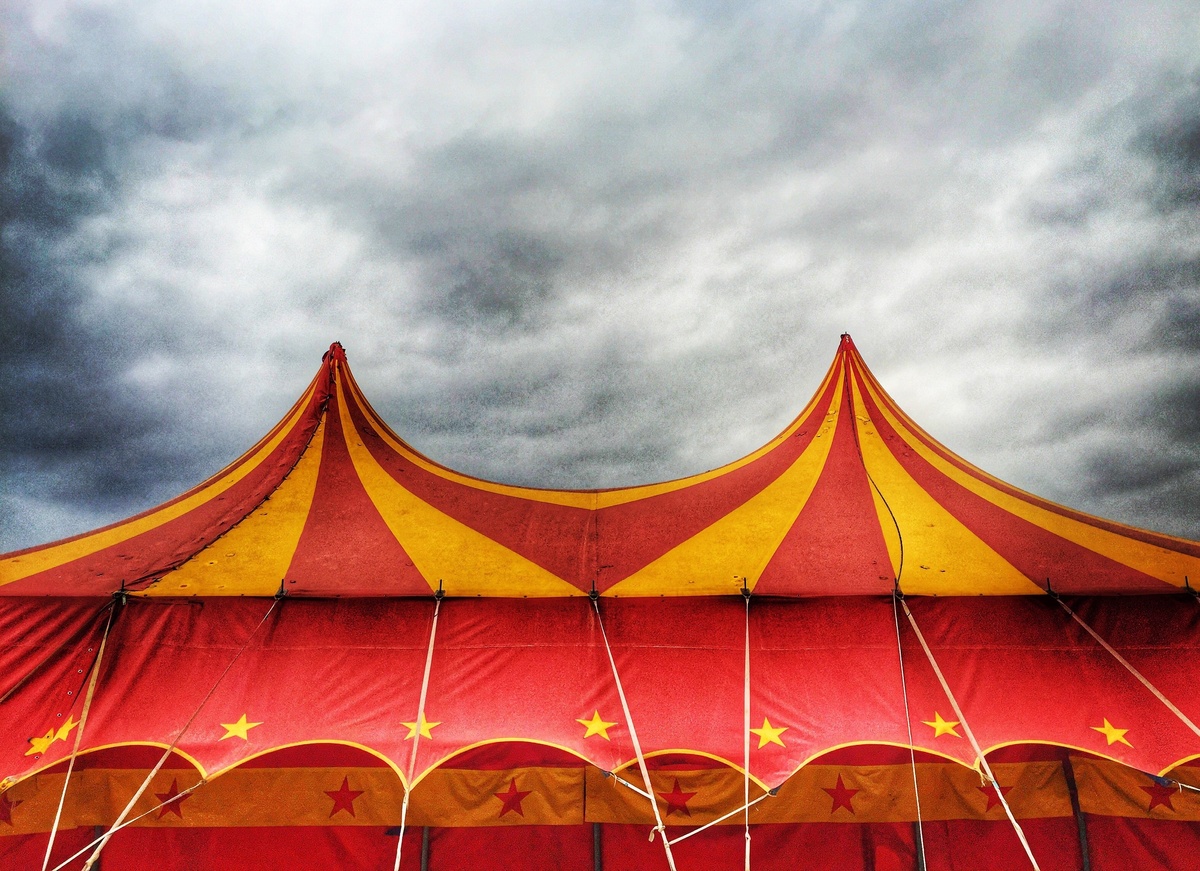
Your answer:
[603,598,745,767]
[921,817,1081,871]
[753,598,915,785]
[0,598,111,772]
[18,597,432,778]
[1087,816,1200,871]
[428,825,593,871]
[755,373,894,596]
[98,825,422,871]
[601,821,917,871]
[411,597,626,775]
[902,596,1199,772]
[284,382,430,595]
[1066,596,1200,731]
[0,827,94,871]
[84,825,595,871]
[8,817,1200,869]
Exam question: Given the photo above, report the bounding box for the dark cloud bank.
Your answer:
[2,1,1199,551]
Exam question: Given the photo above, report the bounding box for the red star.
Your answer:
[823,774,859,814]
[658,779,698,817]
[0,791,22,825]
[978,783,1014,811]
[1142,782,1176,812]
[325,776,365,818]
[155,779,191,819]
[494,778,532,817]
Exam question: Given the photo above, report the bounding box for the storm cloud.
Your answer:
[2,0,1198,550]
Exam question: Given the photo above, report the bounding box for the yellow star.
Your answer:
[922,712,961,738]
[54,715,79,744]
[25,715,79,757]
[26,729,56,757]
[1092,718,1132,747]
[219,714,263,741]
[749,717,788,749]
[577,711,617,740]
[402,713,441,740]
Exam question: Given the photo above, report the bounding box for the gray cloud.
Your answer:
[1138,79,1200,212]
[3,0,1200,550]
[0,101,202,547]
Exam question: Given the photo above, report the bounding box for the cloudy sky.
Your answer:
[2,0,1198,552]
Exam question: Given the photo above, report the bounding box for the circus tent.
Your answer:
[2,335,1200,870]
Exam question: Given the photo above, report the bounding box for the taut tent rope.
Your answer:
[76,596,282,871]
[42,599,117,871]
[743,590,752,871]
[393,593,444,871]
[1052,595,1200,738]
[591,596,680,871]
[892,590,927,870]
[900,598,1042,871]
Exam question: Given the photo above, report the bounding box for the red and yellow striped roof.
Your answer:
[3,336,1197,597]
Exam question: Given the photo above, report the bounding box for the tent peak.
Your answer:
[322,342,347,364]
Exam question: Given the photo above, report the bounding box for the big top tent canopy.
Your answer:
[2,336,1200,871]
